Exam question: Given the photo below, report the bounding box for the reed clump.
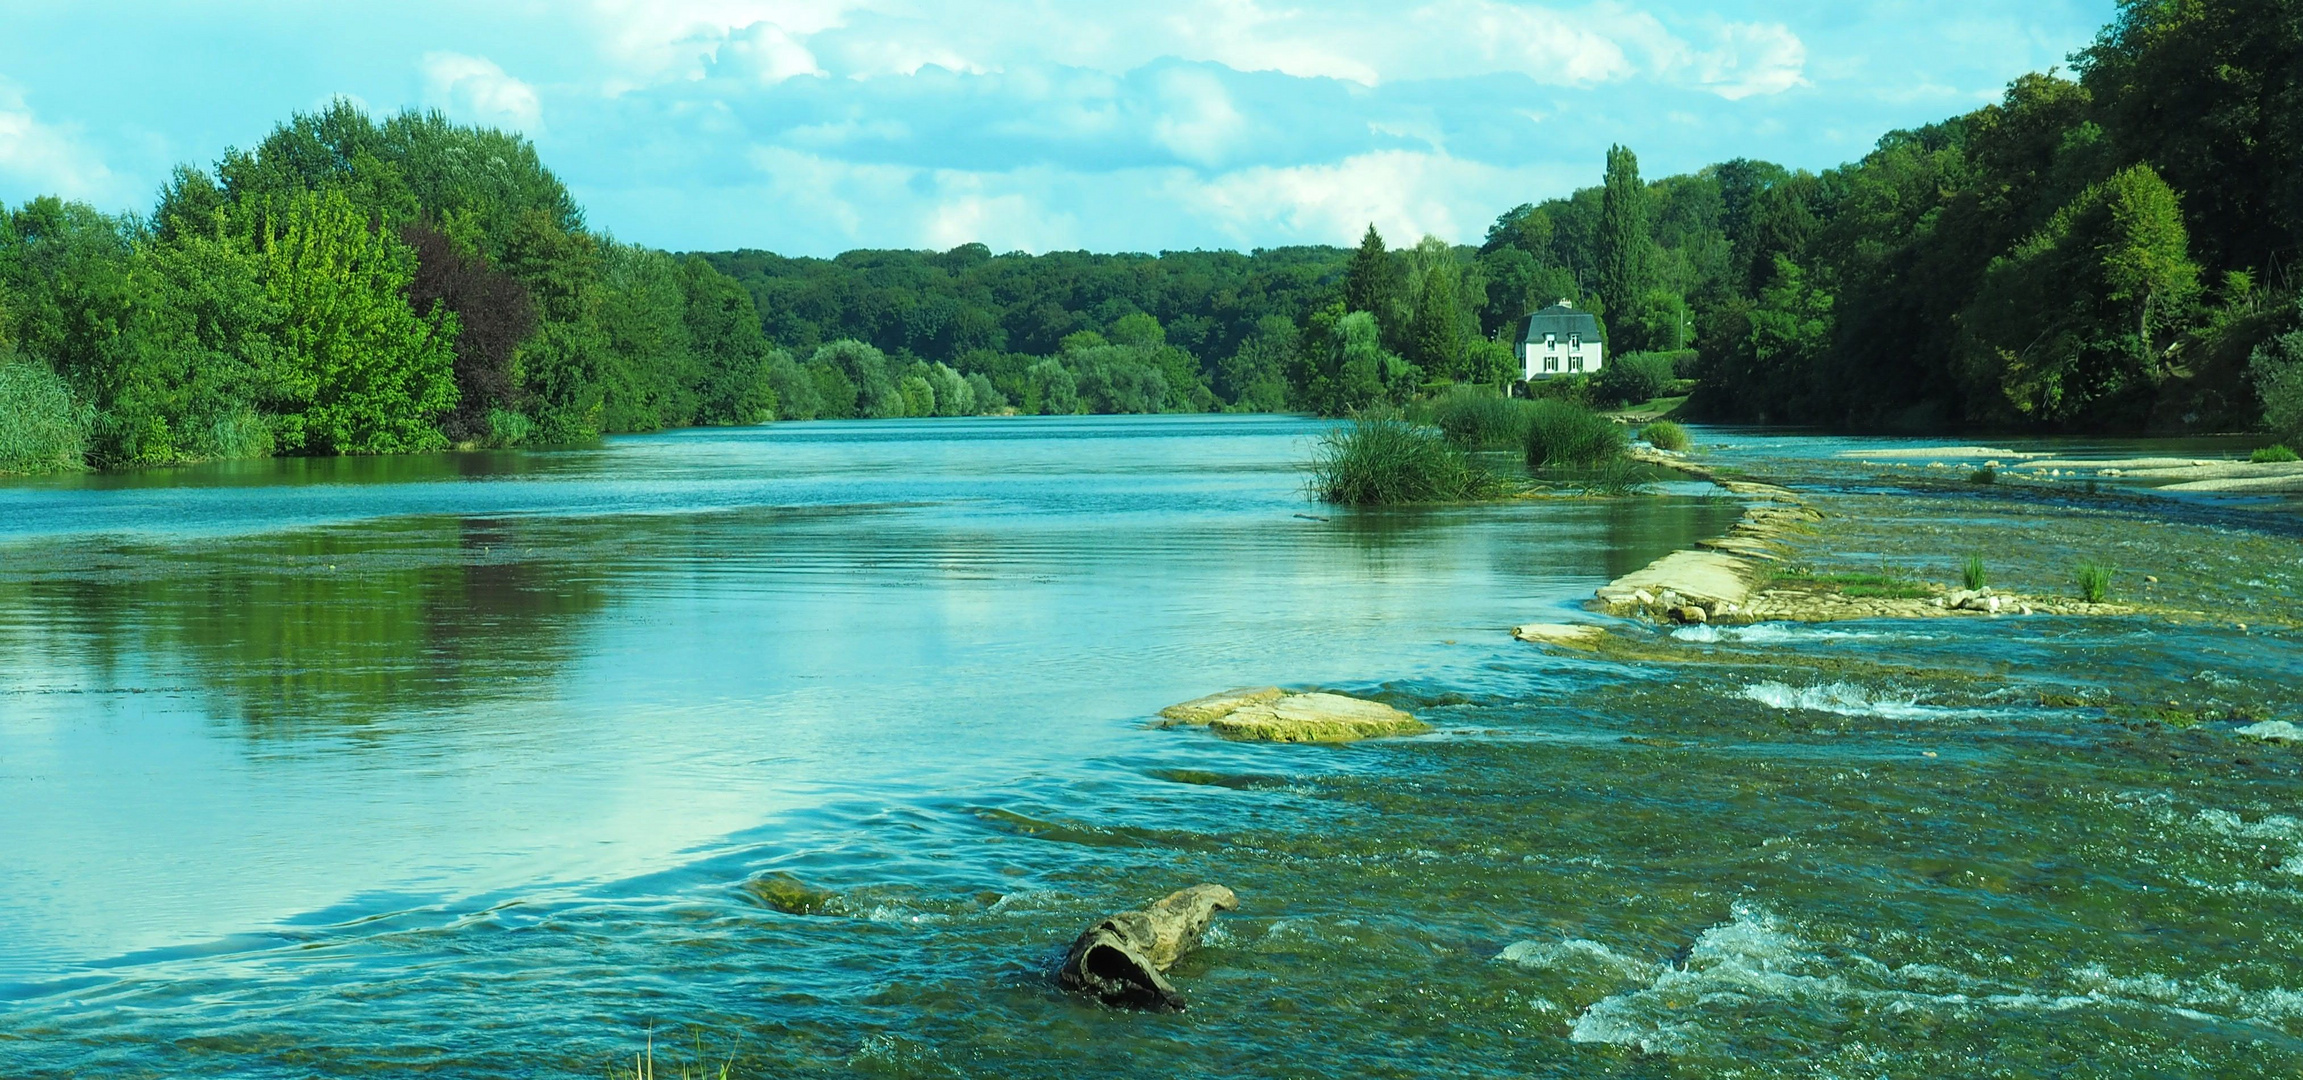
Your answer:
[1524,399,1628,469]
[1310,416,1502,505]
[2075,561,2115,603]
[1424,387,1531,450]
[1961,555,1989,591]
[0,355,90,474]
[1638,419,1690,452]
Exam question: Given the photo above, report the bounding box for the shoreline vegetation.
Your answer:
[8,4,2303,478]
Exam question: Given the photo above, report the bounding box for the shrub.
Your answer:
[1592,352,1677,407]
[1525,399,1628,468]
[2074,561,2115,603]
[1428,387,1529,449]
[2252,444,2299,463]
[1968,466,1997,485]
[1310,416,1501,505]
[1962,554,1989,591]
[1639,419,1690,452]
[0,355,91,474]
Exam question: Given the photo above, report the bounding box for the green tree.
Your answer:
[1342,224,1405,346]
[1596,145,1655,332]
[256,188,457,454]
[678,256,775,425]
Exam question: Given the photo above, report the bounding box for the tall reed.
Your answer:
[1524,399,1627,469]
[1310,416,1501,505]
[0,356,90,474]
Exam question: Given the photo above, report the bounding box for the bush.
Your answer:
[1309,416,1501,505]
[1638,419,1689,452]
[1428,387,1529,449]
[2252,444,2299,463]
[1524,399,1627,468]
[2074,561,2115,603]
[1592,352,1677,407]
[0,356,91,474]
[1969,466,1998,485]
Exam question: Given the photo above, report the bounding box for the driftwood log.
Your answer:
[1057,884,1237,1011]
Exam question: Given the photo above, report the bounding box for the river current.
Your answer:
[1,415,2298,1078]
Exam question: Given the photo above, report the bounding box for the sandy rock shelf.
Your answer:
[1157,689,1430,743]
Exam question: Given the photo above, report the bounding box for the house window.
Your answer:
[1544,333,1557,348]
[1568,334,1581,351]
[1544,357,1560,373]
[1570,357,1584,373]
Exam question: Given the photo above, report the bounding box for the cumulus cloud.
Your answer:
[421,53,544,132]
[0,81,117,202]
[1683,22,1808,100]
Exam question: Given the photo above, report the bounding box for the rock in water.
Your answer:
[1059,884,1239,1011]
[1207,692,1430,743]
[1156,686,1284,726]
[1512,623,1609,650]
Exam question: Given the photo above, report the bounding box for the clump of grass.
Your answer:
[1524,399,1628,468]
[1961,554,1989,591]
[1968,466,1997,485]
[615,1028,736,1080]
[2075,561,2115,603]
[0,354,91,474]
[1310,416,1502,505]
[1638,419,1690,452]
[1580,458,1653,496]
[1426,387,1529,449]
[2253,444,2300,463]
[1797,571,1930,599]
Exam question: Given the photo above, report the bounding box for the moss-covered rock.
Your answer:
[1206,693,1430,743]
[1156,686,1284,726]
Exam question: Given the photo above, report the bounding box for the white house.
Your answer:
[1520,300,1605,380]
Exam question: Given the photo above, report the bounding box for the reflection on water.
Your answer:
[1,416,2296,1078]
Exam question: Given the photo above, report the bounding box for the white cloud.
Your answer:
[1685,22,1808,100]
[1149,67,1246,168]
[421,53,545,132]
[0,81,116,202]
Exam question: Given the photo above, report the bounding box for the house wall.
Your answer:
[1520,336,1607,380]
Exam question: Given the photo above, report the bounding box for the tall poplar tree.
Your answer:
[1597,145,1654,335]
[1341,224,1404,347]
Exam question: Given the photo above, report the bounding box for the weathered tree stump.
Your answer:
[1057,884,1237,1011]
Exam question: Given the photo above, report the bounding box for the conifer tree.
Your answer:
[1596,145,1654,337]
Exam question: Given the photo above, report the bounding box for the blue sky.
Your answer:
[0,0,2116,256]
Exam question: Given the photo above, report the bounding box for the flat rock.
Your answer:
[2239,720,2303,743]
[1609,549,1763,611]
[1207,692,1430,743]
[1512,623,1609,649]
[1157,686,1284,725]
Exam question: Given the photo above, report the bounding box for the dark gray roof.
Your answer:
[1520,303,1602,344]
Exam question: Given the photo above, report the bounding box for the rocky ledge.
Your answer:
[1157,689,1430,743]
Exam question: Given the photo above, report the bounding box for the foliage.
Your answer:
[1597,146,1654,334]
[2074,561,2115,603]
[1523,399,1628,468]
[1308,415,1502,505]
[1425,386,1532,449]
[2254,303,2303,443]
[2252,444,2298,463]
[1579,458,1653,497]
[1969,466,1998,485]
[1962,554,1989,591]
[1638,419,1689,452]
[1594,352,1678,407]
[0,353,90,472]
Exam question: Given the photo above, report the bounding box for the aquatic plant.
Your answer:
[1425,387,1530,449]
[2252,444,2299,463]
[1968,466,1997,485]
[1524,399,1628,468]
[2075,561,2115,603]
[0,355,91,474]
[1309,416,1501,505]
[1639,419,1690,452]
[614,1028,737,1080]
[1580,458,1653,496]
[1962,555,1989,591]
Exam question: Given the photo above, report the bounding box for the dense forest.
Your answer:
[3,0,2300,473]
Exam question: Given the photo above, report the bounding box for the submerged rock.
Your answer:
[1059,884,1238,1011]
[1156,686,1283,726]
[745,872,838,915]
[1206,692,1431,743]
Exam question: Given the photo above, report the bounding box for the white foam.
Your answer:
[1674,623,1909,645]
[1739,681,1945,720]
[1497,938,1660,982]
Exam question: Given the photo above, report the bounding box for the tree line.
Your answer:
[4,0,2300,474]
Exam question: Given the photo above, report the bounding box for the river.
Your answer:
[1,414,2298,1078]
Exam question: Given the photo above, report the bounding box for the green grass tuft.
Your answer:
[1309,415,1503,505]
[1580,458,1654,496]
[0,355,91,474]
[1424,387,1531,449]
[2252,444,2299,463]
[1638,419,1690,452]
[1968,466,1997,485]
[1961,554,1989,591]
[1524,399,1628,469]
[2074,561,2115,603]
